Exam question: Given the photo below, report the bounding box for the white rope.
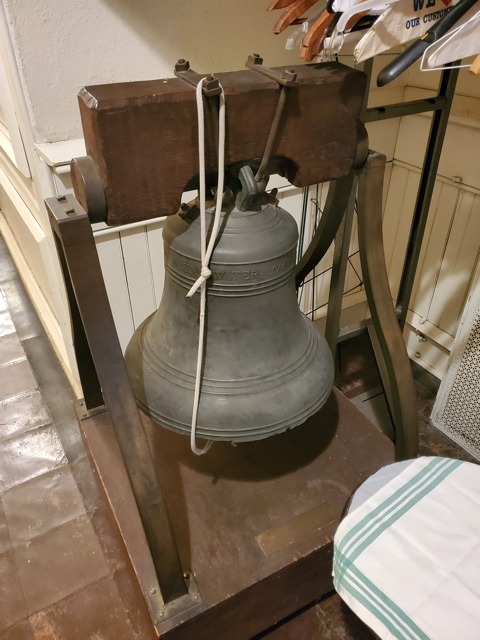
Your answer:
[187,77,225,455]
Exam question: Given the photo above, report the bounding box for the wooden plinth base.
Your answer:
[77,389,393,639]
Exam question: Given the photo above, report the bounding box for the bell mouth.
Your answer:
[126,314,334,442]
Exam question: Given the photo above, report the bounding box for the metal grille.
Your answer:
[432,279,480,460]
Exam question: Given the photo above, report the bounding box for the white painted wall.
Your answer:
[3,0,301,143]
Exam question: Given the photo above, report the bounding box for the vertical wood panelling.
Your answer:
[387,170,420,297]
[380,161,480,375]
[95,233,135,352]
[120,227,157,329]
[146,220,166,309]
[309,183,333,317]
[281,182,337,319]
[409,179,442,308]
[433,192,480,336]
[410,181,458,320]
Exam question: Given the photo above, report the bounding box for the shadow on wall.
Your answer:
[98,0,300,74]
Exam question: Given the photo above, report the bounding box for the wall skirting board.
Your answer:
[0,212,82,397]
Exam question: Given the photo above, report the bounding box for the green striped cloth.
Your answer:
[333,457,480,640]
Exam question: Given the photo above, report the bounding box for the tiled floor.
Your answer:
[0,231,477,639]
[0,235,155,639]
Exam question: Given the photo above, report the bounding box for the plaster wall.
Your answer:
[3,0,301,143]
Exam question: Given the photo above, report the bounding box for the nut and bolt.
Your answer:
[175,59,190,72]
[250,53,263,65]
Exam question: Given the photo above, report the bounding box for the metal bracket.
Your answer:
[174,59,222,97]
[244,54,298,183]
[245,54,298,87]
[76,399,108,421]
[155,572,203,631]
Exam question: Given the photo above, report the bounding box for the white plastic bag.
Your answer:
[354,0,460,62]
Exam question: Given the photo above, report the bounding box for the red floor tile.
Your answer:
[2,468,85,546]
[29,578,143,640]
[0,426,66,492]
[0,333,25,368]
[0,309,14,339]
[0,392,50,442]
[0,361,37,404]
[0,550,27,631]
[14,515,109,615]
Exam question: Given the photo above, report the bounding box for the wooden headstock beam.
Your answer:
[78,62,366,226]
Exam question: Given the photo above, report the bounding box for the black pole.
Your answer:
[396,63,459,330]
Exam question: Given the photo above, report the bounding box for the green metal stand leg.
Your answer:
[357,152,419,460]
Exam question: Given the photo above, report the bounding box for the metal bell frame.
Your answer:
[45,58,418,637]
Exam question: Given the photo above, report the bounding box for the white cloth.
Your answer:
[334,456,480,640]
[425,6,480,68]
[354,0,460,62]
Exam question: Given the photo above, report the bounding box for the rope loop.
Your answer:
[189,77,226,456]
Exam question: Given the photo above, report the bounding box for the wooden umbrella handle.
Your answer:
[300,10,335,60]
[274,0,320,33]
[268,0,298,9]
[469,53,480,75]
[306,33,327,60]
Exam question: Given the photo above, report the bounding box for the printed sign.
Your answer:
[354,0,459,63]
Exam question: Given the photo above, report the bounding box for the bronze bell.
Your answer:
[125,167,334,442]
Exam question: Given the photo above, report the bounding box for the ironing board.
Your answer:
[334,456,480,640]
